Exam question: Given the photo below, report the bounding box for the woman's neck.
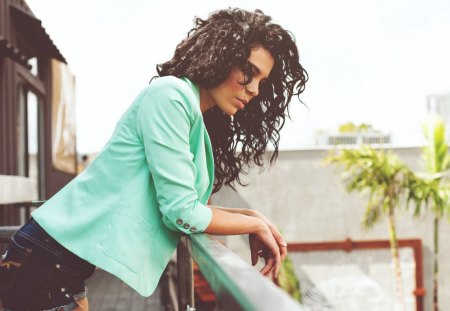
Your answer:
[199,87,216,114]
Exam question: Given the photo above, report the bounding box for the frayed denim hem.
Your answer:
[1,288,87,311]
[42,287,88,311]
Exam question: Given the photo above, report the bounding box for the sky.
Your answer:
[26,0,450,153]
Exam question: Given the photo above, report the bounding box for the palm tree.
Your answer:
[326,146,415,311]
[406,116,450,311]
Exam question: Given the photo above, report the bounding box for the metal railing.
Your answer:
[169,234,305,311]
[0,201,45,243]
[0,226,20,243]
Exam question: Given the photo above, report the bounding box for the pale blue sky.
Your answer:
[27,0,450,153]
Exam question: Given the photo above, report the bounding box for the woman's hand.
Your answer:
[249,224,281,278]
[205,205,288,278]
[249,210,288,263]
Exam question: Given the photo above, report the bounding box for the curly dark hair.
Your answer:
[156,8,308,194]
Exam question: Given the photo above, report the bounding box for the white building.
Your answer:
[315,131,391,146]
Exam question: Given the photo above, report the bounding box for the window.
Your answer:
[28,57,38,77]
[17,84,44,201]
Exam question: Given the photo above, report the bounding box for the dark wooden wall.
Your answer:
[0,0,76,226]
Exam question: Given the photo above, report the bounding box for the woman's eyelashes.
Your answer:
[238,78,268,95]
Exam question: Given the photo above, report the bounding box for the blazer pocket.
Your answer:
[102,205,158,274]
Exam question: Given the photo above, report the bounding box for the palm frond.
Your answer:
[362,191,383,229]
[326,145,413,220]
[421,116,450,174]
[418,115,450,219]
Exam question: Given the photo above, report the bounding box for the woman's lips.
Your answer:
[237,98,248,109]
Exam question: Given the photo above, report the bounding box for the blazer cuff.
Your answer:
[162,200,212,235]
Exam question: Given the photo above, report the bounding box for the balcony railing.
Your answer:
[168,234,305,311]
[0,226,20,243]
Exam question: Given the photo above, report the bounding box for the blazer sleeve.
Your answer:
[136,79,212,235]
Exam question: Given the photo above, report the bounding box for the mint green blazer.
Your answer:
[32,76,214,297]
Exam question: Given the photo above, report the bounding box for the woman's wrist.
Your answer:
[252,217,269,234]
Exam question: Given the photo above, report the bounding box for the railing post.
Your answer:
[177,236,196,311]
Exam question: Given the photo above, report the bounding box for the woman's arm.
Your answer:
[204,208,280,277]
[204,207,286,278]
[207,205,288,257]
[204,207,265,235]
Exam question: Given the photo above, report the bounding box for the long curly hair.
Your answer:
[156,8,308,194]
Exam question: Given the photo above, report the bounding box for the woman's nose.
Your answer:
[245,80,259,97]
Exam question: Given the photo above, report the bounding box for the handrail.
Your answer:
[0,226,20,243]
[179,234,305,311]
[0,201,45,243]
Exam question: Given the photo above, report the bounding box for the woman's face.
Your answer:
[201,45,275,116]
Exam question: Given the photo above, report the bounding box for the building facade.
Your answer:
[0,0,76,225]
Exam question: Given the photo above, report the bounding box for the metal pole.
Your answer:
[177,236,195,311]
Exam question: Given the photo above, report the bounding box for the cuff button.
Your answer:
[183,223,190,229]
[176,219,183,225]
[189,227,197,233]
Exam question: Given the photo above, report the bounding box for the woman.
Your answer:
[0,8,307,311]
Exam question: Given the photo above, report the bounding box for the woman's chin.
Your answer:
[219,106,239,117]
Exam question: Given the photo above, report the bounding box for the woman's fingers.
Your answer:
[269,226,288,258]
[265,234,281,277]
[274,245,282,278]
[251,250,259,266]
[269,225,287,248]
[274,259,281,278]
[249,211,287,268]
[260,219,287,264]
[259,247,281,278]
[249,236,258,266]
[250,224,283,279]
[259,256,274,275]
[280,244,288,262]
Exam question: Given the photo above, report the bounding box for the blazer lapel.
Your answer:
[203,127,214,201]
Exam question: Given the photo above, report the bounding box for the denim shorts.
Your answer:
[0,217,96,310]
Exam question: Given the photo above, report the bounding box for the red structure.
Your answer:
[288,238,425,311]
